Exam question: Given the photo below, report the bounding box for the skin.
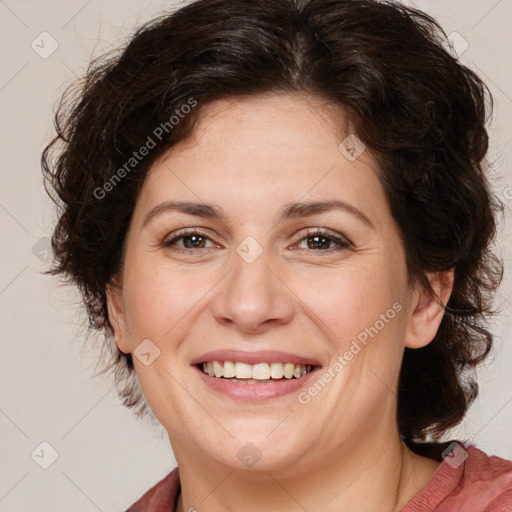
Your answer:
[107,94,453,512]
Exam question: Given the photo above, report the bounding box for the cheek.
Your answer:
[120,262,210,423]
[122,260,212,342]
[308,263,405,345]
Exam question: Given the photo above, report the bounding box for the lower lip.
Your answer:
[193,365,320,401]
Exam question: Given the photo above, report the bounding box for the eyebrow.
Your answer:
[142,199,374,229]
[278,199,374,228]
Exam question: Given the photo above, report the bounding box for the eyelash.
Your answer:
[161,228,352,254]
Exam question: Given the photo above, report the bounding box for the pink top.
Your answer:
[126,441,512,511]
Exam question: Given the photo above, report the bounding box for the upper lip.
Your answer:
[190,349,322,367]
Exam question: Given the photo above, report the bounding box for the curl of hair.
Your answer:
[42,0,503,443]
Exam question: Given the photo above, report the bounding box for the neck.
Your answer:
[172,427,440,512]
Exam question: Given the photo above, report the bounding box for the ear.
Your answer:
[404,270,454,349]
[106,280,131,354]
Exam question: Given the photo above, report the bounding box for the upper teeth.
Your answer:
[201,361,313,380]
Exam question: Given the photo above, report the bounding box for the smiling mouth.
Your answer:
[199,361,316,383]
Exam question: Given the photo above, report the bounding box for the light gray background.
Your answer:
[1,0,511,510]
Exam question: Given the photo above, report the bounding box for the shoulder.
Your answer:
[125,467,180,512]
[460,444,512,511]
[403,441,512,512]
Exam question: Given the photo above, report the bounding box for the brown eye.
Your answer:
[306,234,336,250]
[162,230,219,252]
[293,229,352,252]
[174,234,206,249]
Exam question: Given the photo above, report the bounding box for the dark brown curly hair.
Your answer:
[42,0,503,444]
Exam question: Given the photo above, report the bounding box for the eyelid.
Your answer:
[162,228,220,249]
[161,226,353,253]
[289,227,353,249]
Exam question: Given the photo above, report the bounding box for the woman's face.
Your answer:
[108,94,425,471]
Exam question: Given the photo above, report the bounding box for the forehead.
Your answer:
[169,93,350,161]
[135,94,387,225]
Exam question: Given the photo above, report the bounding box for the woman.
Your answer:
[42,0,512,510]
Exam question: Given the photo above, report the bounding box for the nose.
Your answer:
[211,243,295,333]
